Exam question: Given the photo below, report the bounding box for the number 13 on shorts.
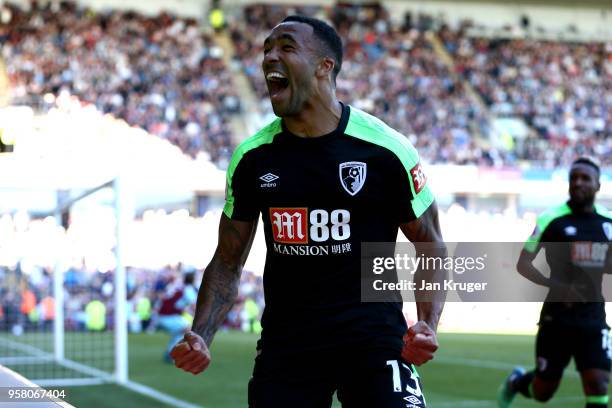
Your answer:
[386,360,427,406]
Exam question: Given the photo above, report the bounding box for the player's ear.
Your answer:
[316,56,335,79]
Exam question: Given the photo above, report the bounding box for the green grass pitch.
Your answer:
[44,331,592,408]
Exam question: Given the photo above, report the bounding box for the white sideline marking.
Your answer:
[0,356,53,365]
[36,378,107,387]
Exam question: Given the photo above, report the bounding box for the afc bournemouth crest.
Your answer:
[339,161,367,196]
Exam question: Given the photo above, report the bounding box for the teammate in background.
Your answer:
[171,15,447,407]
[498,158,612,408]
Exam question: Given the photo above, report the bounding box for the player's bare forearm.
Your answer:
[400,202,447,331]
[191,214,257,346]
[192,256,240,346]
[516,249,572,290]
[414,248,446,332]
[516,250,550,287]
[414,273,445,331]
[517,249,584,301]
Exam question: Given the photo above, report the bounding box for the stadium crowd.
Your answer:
[0,261,264,337]
[440,24,612,167]
[1,1,609,168]
[0,1,239,164]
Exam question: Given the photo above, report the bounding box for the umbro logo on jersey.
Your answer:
[564,225,577,236]
[339,161,367,196]
[260,173,279,183]
[259,173,279,188]
[403,395,422,405]
[603,222,612,241]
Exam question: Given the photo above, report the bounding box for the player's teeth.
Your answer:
[266,72,286,80]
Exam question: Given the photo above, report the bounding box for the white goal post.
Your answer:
[0,179,127,387]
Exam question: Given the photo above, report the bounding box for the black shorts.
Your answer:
[535,324,612,381]
[248,348,427,408]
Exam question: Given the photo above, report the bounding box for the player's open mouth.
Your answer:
[266,71,290,100]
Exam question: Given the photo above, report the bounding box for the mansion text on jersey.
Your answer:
[272,242,353,256]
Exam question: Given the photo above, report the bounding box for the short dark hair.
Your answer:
[282,15,343,84]
[571,157,600,177]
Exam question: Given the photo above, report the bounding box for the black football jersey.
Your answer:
[525,202,612,327]
[223,104,434,354]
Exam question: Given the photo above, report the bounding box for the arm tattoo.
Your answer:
[192,215,257,345]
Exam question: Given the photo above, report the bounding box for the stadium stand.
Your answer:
[0,1,239,164]
[1,1,609,168]
[439,23,612,168]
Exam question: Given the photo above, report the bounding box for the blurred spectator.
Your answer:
[136,289,153,332]
[19,284,36,328]
[241,297,261,333]
[85,296,106,331]
[39,291,55,331]
[209,0,226,33]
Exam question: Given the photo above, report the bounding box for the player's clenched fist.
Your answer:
[401,321,439,366]
[170,331,211,375]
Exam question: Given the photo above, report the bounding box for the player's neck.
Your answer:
[283,97,342,138]
[568,199,596,214]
